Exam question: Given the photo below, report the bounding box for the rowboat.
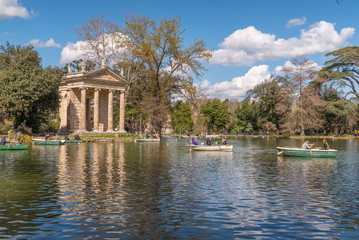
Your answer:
[65,139,82,143]
[50,138,82,143]
[0,144,28,150]
[205,134,221,138]
[189,144,233,152]
[277,147,337,158]
[179,135,200,139]
[33,139,65,145]
[136,138,160,142]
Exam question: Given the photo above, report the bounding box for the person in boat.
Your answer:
[146,133,150,139]
[55,134,60,140]
[222,137,227,145]
[206,137,212,146]
[153,135,157,139]
[45,134,50,140]
[302,140,314,149]
[0,136,6,145]
[65,135,70,140]
[323,139,330,150]
[74,134,81,140]
[189,138,198,145]
[16,137,23,145]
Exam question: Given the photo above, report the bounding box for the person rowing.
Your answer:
[301,140,314,149]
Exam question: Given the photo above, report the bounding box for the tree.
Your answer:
[121,15,211,101]
[75,15,121,66]
[234,97,255,130]
[318,46,359,100]
[200,99,230,133]
[120,15,211,133]
[281,56,324,136]
[140,96,169,135]
[248,76,283,129]
[0,42,62,132]
[324,99,359,134]
[320,83,359,134]
[171,101,193,133]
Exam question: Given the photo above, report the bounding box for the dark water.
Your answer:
[0,137,359,239]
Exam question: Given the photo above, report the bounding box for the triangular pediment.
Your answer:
[84,66,126,82]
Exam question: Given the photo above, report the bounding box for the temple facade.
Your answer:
[58,66,126,134]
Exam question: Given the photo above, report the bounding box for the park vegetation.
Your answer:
[0,15,358,137]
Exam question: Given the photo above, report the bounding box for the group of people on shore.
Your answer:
[302,139,330,150]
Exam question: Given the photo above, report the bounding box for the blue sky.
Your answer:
[1,0,359,99]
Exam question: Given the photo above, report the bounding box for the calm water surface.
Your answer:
[0,137,359,239]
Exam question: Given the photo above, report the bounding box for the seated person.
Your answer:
[301,140,314,149]
[0,136,6,145]
[189,138,198,145]
[44,134,50,140]
[206,137,212,146]
[222,137,227,145]
[146,133,150,139]
[74,134,81,140]
[323,139,330,150]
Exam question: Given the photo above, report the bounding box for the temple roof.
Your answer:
[60,66,127,91]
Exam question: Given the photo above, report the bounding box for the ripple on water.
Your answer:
[0,139,359,238]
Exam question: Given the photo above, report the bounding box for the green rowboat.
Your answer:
[65,139,82,143]
[33,139,65,145]
[277,147,337,158]
[0,144,28,150]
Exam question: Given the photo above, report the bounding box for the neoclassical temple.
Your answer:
[58,66,127,133]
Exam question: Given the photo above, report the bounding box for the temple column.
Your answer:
[119,91,126,133]
[80,87,87,131]
[107,90,114,131]
[66,89,71,130]
[93,88,100,131]
[60,90,68,130]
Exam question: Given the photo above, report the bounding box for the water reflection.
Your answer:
[0,138,359,238]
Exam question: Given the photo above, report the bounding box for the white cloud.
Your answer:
[60,41,87,64]
[60,33,127,65]
[286,17,307,28]
[28,38,61,48]
[202,65,271,99]
[0,0,32,19]
[211,21,355,66]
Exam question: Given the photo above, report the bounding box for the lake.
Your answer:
[0,137,359,239]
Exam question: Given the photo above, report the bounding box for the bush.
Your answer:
[1,123,11,131]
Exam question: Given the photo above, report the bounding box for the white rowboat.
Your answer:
[190,144,233,152]
[136,138,160,142]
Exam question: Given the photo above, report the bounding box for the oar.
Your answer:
[277,151,283,155]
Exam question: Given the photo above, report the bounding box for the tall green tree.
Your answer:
[318,46,359,100]
[248,76,284,129]
[234,97,255,130]
[200,99,230,133]
[171,101,193,133]
[0,42,62,132]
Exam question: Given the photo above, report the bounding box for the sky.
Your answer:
[1,0,359,99]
